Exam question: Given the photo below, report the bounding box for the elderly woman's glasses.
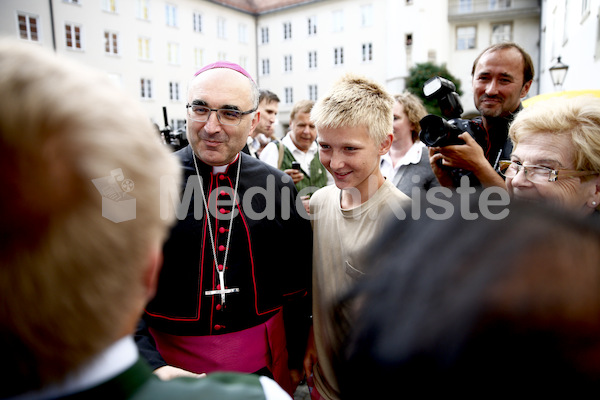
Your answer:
[186,104,256,126]
[499,160,598,183]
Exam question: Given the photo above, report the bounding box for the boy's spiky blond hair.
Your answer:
[311,73,394,144]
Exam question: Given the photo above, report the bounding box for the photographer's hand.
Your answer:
[429,147,455,188]
[436,133,506,189]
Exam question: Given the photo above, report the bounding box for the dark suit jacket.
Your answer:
[60,359,269,399]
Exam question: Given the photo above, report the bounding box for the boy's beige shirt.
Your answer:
[309,179,410,399]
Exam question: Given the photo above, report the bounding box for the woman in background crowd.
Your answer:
[379,92,438,196]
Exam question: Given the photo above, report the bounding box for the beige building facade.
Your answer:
[1,0,257,130]
[2,0,568,133]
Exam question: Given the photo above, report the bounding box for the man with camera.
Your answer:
[428,42,534,188]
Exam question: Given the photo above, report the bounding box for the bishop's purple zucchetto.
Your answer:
[194,61,255,83]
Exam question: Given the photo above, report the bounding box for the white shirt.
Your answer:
[246,136,260,158]
[260,134,319,177]
[380,141,426,181]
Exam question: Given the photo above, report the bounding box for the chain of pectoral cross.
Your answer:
[193,154,241,305]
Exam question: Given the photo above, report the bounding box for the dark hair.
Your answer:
[258,88,280,104]
[336,196,600,397]
[471,42,535,85]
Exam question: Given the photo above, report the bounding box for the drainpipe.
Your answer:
[49,0,57,51]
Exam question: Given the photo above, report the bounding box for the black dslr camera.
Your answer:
[419,77,489,186]
[419,77,485,148]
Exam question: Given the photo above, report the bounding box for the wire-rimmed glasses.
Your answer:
[499,160,598,183]
[186,104,257,126]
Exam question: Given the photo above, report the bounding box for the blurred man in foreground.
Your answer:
[0,40,290,400]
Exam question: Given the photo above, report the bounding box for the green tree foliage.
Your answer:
[405,62,463,116]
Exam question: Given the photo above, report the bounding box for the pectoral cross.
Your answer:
[205,287,240,305]
[204,270,239,305]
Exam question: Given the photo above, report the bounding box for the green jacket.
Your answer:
[61,359,273,400]
[277,143,328,196]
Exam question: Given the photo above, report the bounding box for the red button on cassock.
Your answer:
[214,324,222,330]
[219,227,227,234]
[218,245,226,251]
[218,264,224,271]
[218,175,225,181]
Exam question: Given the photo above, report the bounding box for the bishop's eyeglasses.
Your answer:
[186,104,257,126]
[499,160,598,184]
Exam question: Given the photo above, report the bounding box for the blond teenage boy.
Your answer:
[303,74,411,400]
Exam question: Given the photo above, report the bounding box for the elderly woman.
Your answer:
[501,96,600,215]
[379,92,438,196]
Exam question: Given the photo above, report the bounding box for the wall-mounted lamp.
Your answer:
[549,56,569,91]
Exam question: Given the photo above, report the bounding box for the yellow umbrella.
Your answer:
[523,89,600,107]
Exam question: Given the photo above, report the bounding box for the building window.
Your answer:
[309,84,318,101]
[239,23,248,43]
[362,43,373,62]
[138,37,151,60]
[284,55,293,72]
[171,119,185,131]
[262,59,270,75]
[18,13,39,42]
[217,18,226,39]
[456,26,476,50]
[283,22,292,40]
[261,27,269,44]
[360,4,373,27]
[217,51,227,61]
[65,23,82,49]
[308,16,317,35]
[308,51,317,69]
[406,34,414,69]
[140,78,153,99]
[104,31,118,55]
[165,4,177,27]
[169,82,180,101]
[102,0,117,13]
[489,0,511,10]
[64,0,80,4]
[193,12,202,33]
[194,48,204,68]
[137,0,150,20]
[332,10,344,32]
[239,56,248,71]
[284,87,293,105]
[491,23,512,43]
[459,0,472,13]
[334,47,344,65]
[581,0,590,17]
[167,42,180,64]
